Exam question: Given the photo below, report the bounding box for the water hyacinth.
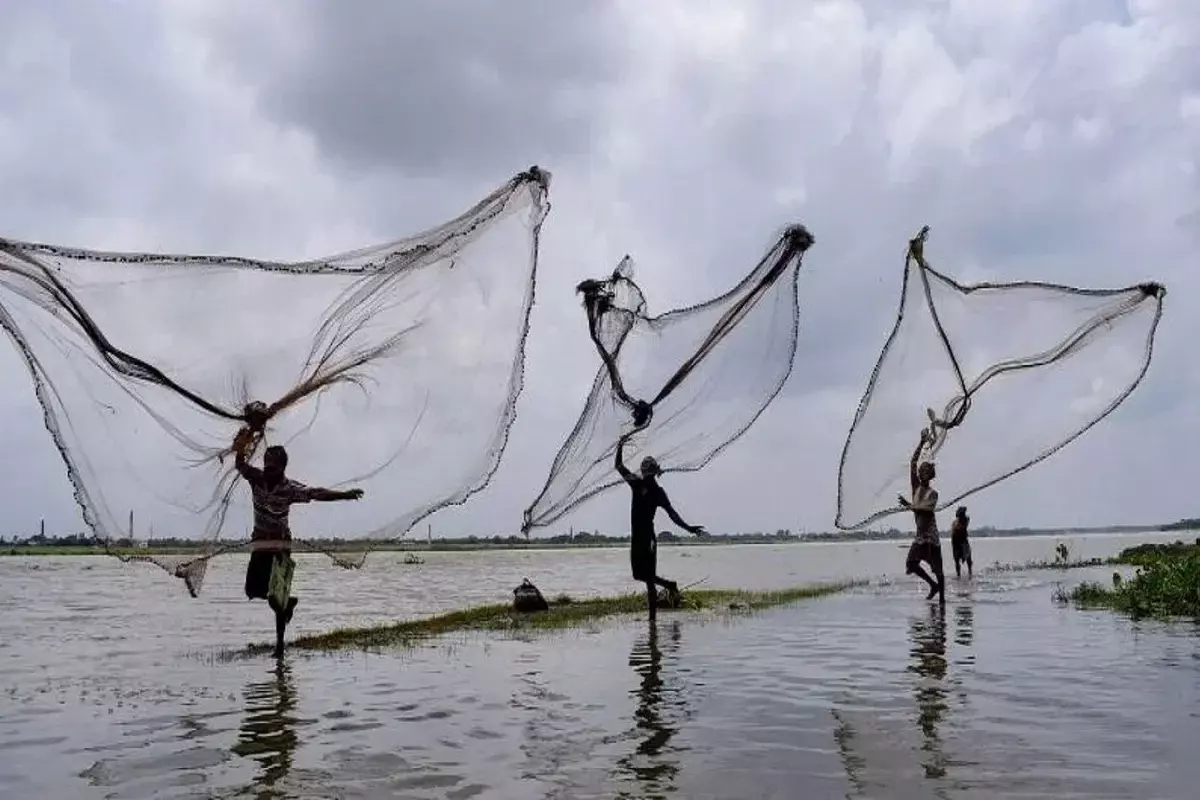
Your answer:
[1066,540,1200,619]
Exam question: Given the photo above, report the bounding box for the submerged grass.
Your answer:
[989,541,1108,574]
[1063,541,1200,619]
[232,581,863,659]
[988,557,1108,573]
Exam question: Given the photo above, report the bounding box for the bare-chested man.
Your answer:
[898,430,945,604]
[950,506,973,579]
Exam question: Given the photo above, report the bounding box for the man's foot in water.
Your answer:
[284,597,298,624]
[926,583,940,601]
[665,580,682,608]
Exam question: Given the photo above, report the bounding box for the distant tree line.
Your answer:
[3,518,1195,550]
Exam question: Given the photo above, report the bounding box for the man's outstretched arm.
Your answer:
[909,430,927,494]
[899,429,930,507]
[232,428,262,483]
[306,487,363,503]
[660,493,705,535]
[614,435,637,483]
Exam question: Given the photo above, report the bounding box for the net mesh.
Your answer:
[523,225,815,533]
[0,167,551,594]
[835,226,1166,531]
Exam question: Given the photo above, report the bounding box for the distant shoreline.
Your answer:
[2,525,1192,558]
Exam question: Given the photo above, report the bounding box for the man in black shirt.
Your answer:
[615,433,706,620]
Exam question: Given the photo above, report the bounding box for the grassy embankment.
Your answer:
[1063,540,1200,619]
[231,581,863,658]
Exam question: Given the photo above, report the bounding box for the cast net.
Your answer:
[522,225,815,533]
[0,167,551,594]
[835,226,1166,530]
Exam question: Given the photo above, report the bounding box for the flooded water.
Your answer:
[2,532,1198,798]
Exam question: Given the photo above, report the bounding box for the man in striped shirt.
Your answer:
[233,426,364,658]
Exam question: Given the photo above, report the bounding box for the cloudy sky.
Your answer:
[1,0,1197,541]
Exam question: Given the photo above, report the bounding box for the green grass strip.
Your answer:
[230,581,862,658]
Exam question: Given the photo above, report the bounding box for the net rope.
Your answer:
[523,224,815,533]
[0,167,551,595]
[835,225,1166,530]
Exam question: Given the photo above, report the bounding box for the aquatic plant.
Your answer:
[230,581,863,658]
[1112,540,1200,566]
[1065,546,1200,619]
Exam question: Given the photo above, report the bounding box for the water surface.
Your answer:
[2,533,1196,798]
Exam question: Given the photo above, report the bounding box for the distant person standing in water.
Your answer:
[232,425,364,659]
[615,428,706,621]
[898,429,945,604]
[950,506,972,579]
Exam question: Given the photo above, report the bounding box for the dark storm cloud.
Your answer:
[199,0,627,179]
[1,0,1198,540]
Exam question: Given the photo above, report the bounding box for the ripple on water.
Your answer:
[2,538,1200,797]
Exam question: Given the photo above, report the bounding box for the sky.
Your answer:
[0,0,1197,541]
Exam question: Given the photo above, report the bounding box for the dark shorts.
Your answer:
[952,537,972,563]
[906,540,943,574]
[245,548,291,600]
[630,534,657,583]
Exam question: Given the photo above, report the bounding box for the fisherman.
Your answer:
[232,425,364,658]
[615,429,707,620]
[898,429,945,604]
[950,505,973,579]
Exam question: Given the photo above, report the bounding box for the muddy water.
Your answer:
[1,533,1196,798]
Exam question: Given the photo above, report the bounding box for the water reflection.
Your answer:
[616,620,685,797]
[908,603,948,783]
[954,602,974,648]
[831,708,867,797]
[232,661,298,796]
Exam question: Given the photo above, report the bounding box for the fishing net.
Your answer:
[0,167,551,595]
[522,225,815,533]
[835,226,1166,530]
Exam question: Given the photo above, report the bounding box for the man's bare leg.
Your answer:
[646,581,657,621]
[651,576,680,606]
[908,563,939,598]
[270,601,285,659]
[268,597,298,659]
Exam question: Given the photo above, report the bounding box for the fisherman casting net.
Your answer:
[835,226,1166,531]
[523,225,815,532]
[0,167,551,594]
